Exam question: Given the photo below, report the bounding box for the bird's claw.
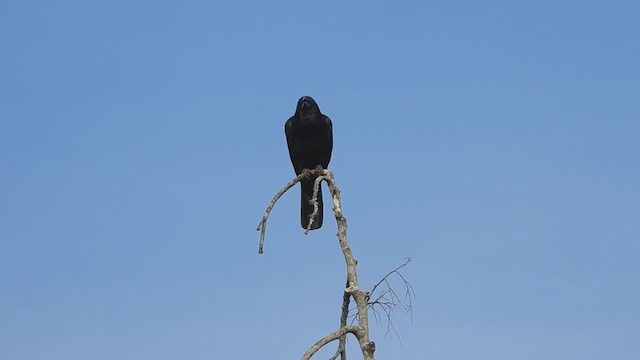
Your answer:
[301,166,325,178]
[301,168,313,178]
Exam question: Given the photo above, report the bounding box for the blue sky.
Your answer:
[1,0,639,359]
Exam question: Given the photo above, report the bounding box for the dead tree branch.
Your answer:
[256,173,305,254]
[259,169,413,359]
[322,170,376,360]
[329,279,351,360]
[304,174,325,234]
[302,326,361,360]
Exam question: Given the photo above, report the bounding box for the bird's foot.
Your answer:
[301,166,325,178]
[301,168,313,178]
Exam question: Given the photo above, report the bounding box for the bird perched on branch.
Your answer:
[285,96,333,230]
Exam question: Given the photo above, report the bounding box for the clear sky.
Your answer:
[1,0,639,359]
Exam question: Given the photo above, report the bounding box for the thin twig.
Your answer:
[370,257,412,296]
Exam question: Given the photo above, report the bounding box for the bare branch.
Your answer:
[304,174,325,234]
[301,326,362,360]
[329,280,352,360]
[256,173,305,254]
[258,170,380,359]
[321,170,376,360]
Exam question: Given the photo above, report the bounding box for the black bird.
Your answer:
[285,96,333,230]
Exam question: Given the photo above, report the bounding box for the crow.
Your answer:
[285,96,333,230]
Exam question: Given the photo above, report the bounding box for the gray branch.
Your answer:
[301,326,362,360]
[257,170,380,359]
[256,173,305,254]
[321,170,376,360]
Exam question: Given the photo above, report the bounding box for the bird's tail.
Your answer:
[301,178,323,230]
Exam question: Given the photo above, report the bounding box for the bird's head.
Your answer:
[295,96,321,120]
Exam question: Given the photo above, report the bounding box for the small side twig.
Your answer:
[370,257,413,298]
[367,257,415,343]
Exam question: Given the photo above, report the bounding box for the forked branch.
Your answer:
[258,170,411,359]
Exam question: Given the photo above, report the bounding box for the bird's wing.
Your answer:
[285,116,303,174]
[322,115,334,167]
